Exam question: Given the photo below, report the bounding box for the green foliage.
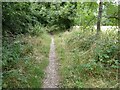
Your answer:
[75,2,118,26]
[2,2,77,34]
[47,25,61,33]
[44,2,76,31]
[55,27,118,88]
[2,33,51,88]
[94,32,118,68]
[75,2,98,26]
[2,2,32,34]
[66,28,118,69]
[2,1,118,88]
[2,36,27,71]
[28,23,46,36]
[66,30,96,52]
[2,2,118,35]
[102,2,118,26]
[2,35,32,88]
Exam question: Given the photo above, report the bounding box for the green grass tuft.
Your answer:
[55,28,119,88]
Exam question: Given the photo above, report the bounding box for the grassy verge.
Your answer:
[2,32,51,88]
[55,28,119,88]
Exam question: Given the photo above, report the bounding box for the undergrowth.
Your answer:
[55,28,119,88]
[2,31,51,88]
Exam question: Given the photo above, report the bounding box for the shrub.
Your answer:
[28,24,45,36]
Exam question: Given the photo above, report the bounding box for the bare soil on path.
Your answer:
[43,36,59,88]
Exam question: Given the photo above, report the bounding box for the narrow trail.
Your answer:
[43,36,59,88]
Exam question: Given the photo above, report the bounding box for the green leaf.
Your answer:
[103,54,109,58]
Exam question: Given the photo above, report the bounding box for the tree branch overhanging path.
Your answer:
[43,35,59,88]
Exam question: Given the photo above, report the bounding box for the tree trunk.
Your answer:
[96,0,103,35]
[118,1,120,84]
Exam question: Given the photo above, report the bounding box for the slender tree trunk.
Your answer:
[96,0,103,35]
[118,1,120,85]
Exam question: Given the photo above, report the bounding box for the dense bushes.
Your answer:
[2,2,31,34]
[2,33,51,88]
[2,34,32,88]
[55,28,119,88]
[2,2,77,34]
[28,23,47,36]
[2,2,52,88]
[66,29,118,69]
[2,2,118,34]
[94,34,118,68]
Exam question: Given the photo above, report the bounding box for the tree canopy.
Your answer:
[2,2,118,35]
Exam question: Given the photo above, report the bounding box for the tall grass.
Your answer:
[2,29,51,88]
[55,28,119,88]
